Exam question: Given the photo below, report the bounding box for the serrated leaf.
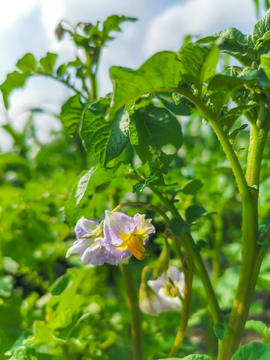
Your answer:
[170,218,190,236]
[214,322,230,340]
[60,94,84,134]
[253,10,270,43]
[16,53,37,73]
[81,97,130,166]
[0,71,28,108]
[40,52,58,74]
[186,205,207,223]
[129,104,182,167]
[245,320,268,336]
[231,342,270,360]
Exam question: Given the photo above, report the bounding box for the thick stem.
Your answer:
[218,247,266,360]
[120,264,143,360]
[217,124,270,359]
[149,186,223,324]
[169,241,194,357]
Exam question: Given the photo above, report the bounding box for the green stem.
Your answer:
[149,186,223,324]
[217,124,270,359]
[112,201,171,224]
[34,73,88,100]
[169,241,194,357]
[218,247,267,360]
[90,73,97,101]
[120,264,143,360]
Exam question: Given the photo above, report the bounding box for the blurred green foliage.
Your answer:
[1,9,270,360]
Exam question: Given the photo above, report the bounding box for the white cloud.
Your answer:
[0,0,37,29]
[144,0,257,56]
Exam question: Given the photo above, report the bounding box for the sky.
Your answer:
[0,0,258,150]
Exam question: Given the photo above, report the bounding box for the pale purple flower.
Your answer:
[101,211,155,261]
[140,267,185,316]
[66,216,126,266]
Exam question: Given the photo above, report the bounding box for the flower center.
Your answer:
[116,234,146,260]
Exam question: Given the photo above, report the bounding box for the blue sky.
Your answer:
[0,0,258,149]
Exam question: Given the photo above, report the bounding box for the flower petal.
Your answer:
[134,214,155,236]
[103,211,137,247]
[75,216,100,239]
[66,243,89,258]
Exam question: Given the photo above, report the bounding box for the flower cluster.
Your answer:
[66,210,155,266]
[139,267,185,316]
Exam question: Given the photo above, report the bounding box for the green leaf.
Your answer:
[9,347,37,360]
[245,320,268,336]
[109,51,183,119]
[253,10,270,43]
[228,124,248,145]
[0,71,28,108]
[178,43,219,96]
[214,322,230,340]
[261,51,270,80]
[159,355,213,360]
[178,179,203,195]
[196,239,208,248]
[129,104,182,167]
[50,274,73,296]
[16,53,37,73]
[80,97,130,166]
[170,218,190,236]
[0,276,14,298]
[40,52,58,74]
[197,28,254,66]
[220,103,260,133]
[56,64,67,76]
[60,94,84,134]
[133,173,156,193]
[102,15,137,36]
[257,273,270,291]
[231,342,270,360]
[238,67,268,88]
[65,163,131,225]
[186,205,207,223]
[208,70,268,112]
[9,346,62,360]
[156,92,196,116]
[23,321,62,346]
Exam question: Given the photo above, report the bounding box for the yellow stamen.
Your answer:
[127,236,146,260]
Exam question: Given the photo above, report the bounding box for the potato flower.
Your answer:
[140,266,184,316]
[66,216,123,265]
[101,210,155,261]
